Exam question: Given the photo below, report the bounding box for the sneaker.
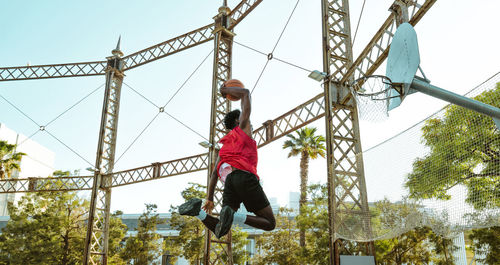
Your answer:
[178,198,202,216]
[215,205,234,238]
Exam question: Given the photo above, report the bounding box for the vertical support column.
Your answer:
[204,3,234,265]
[83,39,124,265]
[321,0,373,264]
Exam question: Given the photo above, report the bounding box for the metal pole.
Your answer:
[320,0,337,261]
[83,39,124,265]
[411,78,500,128]
[204,3,234,264]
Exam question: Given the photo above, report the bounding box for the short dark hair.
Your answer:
[224,109,241,130]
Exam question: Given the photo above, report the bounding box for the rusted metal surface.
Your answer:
[84,52,124,265]
[228,0,263,30]
[0,175,93,193]
[0,61,107,81]
[122,23,215,71]
[341,0,437,85]
[111,153,209,187]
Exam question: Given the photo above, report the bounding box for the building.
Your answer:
[0,123,55,215]
[288,191,300,213]
[268,197,280,214]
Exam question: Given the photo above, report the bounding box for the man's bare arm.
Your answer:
[203,155,220,213]
[206,166,218,202]
[220,85,252,137]
[206,154,220,202]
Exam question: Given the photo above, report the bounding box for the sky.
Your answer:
[1,0,500,214]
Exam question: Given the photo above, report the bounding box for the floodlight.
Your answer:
[199,141,213,148]
[308,70,327,82]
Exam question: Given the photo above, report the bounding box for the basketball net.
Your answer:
[350,75,399,122]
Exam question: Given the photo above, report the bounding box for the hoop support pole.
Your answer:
[411,78,500,128]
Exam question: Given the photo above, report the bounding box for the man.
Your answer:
[178,80,276,239]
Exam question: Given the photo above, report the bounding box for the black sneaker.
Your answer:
[215,205,234,238]
[178,198,202,216]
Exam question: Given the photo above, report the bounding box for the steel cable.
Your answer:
[250,0,301,94]
[0,83,105,167]
[114,50,213,164]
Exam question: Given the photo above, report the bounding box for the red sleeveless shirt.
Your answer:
[217,126,259,180]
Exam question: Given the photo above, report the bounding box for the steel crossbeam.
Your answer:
[228,0,263,30]
[0,175,93,193]
[122,24,215,71]
[254,93,326,147]
[341,0,436,85]
[111,153,209,187]
[0,61,107,81]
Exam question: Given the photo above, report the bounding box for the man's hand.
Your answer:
[202,200,214,212]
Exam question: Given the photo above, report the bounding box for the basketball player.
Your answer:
[178,79,276,239]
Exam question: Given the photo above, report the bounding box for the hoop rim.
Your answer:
[351,75,403,100]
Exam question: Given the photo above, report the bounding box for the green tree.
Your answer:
[373,199,457,265]
[120,204,165,265]
[429,232,458,265]
[468,226,500,265]
[252,208,302,265]
[108,210,128,265]
[165,183,206,265]
[0,171,89,264]
[406,84,500,209]
[296,184,329,264]
[230,226,250,265]
[0,140,26,179]
[283,127,326,247]
[375,226,434,264]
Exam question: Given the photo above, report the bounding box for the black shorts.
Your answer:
[222,170,270,213]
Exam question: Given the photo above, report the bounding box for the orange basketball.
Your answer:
[224,79,244,88]
[223,79,244,101]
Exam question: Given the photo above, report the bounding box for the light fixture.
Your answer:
[198,141,213,148]
[308,70,327,82]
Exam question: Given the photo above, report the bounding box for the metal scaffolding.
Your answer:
[0,0,436,264]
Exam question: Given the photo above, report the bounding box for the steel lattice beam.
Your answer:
[254,93,325,147]
[0,175,93,193]
[340,0,437,84]
[228,0,263,30]
[111,153,209,187]
[122,24,215,71]
[0,61,107,81]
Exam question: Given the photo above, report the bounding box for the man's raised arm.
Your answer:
[220,85,252,137]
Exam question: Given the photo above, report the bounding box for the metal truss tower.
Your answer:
[0,1,437,264]
[204,2,235,264]
[83,40,124,265]
[321,0,374,263]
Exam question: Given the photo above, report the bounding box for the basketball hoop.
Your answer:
[350,75,402,122]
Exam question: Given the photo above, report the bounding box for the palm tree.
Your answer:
[0,140,26,179]
[282,127,326,248]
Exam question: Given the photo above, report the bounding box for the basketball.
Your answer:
[223,79,244,101]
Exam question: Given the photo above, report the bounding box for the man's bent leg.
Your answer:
[245,205,276,231]
[202,215,219,233]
